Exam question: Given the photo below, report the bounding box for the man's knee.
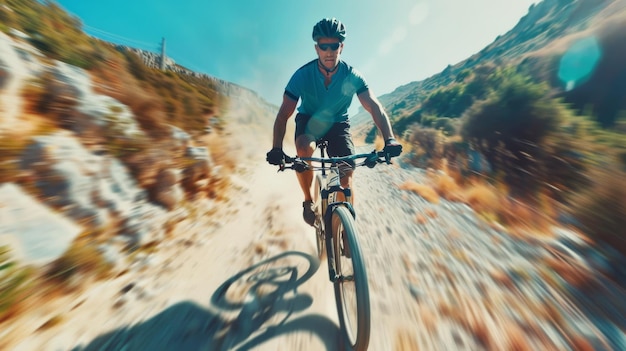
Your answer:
[295,135,315,156]
[340,168,353,186]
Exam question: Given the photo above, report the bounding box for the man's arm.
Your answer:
[357,89,395,140]
[272,94,298,148]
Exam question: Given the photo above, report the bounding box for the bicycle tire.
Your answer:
[331,206,370,351]
[313,175,325,259]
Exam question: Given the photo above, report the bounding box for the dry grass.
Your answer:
[462,183,500,215]
[394,327,420,351]
[204,133,236,173]
[0,254,37,323]
[415,304,438,334]
[571,167,626,258]
[543,256,591,288]
[91,57,171,139]
[373,135,385,151]
[489,268,515,290]
[399,164,559,233]
[501,320,533,351]
[568,335,595,351]
[415,214,428,224]
[444,294,545,351]
[399,181,440,204]
[44,235,113,286]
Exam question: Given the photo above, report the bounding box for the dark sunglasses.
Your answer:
[317,42,341,51]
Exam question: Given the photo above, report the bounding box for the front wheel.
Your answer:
[332,206,370,351]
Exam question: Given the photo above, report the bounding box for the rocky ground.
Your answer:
[4,148,626,350]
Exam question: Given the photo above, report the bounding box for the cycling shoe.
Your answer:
[303,201,315,227]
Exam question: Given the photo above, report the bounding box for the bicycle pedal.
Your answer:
[336,275,354,283]
[341,248,352,259]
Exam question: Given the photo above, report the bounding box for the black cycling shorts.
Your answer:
[294,113,356,161]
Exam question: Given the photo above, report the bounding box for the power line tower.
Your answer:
[159,37,166,70]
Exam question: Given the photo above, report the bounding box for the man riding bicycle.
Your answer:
[266,17,402,226]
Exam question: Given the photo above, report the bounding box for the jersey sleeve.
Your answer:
[284,70,301,101]
[352,68,369,95]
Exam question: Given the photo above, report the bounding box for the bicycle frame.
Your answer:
[312,143,356,283]
[315,143,355,213]
[278,143,391,351]
[279,142,389,282]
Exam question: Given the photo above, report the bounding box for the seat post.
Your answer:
[317,140,328,176]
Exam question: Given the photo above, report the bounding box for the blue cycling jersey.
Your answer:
[285,59,369,124]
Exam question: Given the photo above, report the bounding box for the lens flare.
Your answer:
[558,36,602,91]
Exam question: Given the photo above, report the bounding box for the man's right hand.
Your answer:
[266,148,287,165]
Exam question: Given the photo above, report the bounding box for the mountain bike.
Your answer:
[278,141,395,351]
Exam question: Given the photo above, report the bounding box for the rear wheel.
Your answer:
[332,206,370,351]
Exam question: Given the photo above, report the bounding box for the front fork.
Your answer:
[322,187,356,283]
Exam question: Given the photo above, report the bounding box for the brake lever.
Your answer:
[293,161,310,173]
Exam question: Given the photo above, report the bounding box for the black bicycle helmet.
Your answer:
[312,18,346,42]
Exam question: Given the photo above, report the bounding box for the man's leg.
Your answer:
[327,121,356,204]
[339,168,354,203]
[295,133,316,226]
[295,134,316,201]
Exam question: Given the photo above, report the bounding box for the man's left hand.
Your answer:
[383,138,403,157]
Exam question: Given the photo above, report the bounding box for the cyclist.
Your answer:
[266,17,402,226]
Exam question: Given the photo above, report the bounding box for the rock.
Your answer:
[19,131,168,246]
[121,205,167,248]
[97,243,124,271]
[182,146,215,192]
[0,31,43,130]
[153,168,184,210]
[49,61,144,139]
[170,125,191,153]
[123,148,169,189]
[0,183,82,265]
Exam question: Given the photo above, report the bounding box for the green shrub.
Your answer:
[364,126,378,144]
[45,237,112,283]
[461,74,577,196]
[433,117,457,136]
[406,126,446,168]
[0,246,35,321]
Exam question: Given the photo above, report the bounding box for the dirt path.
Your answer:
[7,147,626,350]
[7,159,343,351]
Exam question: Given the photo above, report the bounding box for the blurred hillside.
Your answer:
[0,0,277,323]
[353,0,626,135]
[352,0,626,277]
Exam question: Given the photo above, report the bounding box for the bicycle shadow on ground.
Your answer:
[72,251,341,351]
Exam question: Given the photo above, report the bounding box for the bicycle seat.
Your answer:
[315,139,329,149]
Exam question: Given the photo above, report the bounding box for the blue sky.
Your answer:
[55,0,539,110]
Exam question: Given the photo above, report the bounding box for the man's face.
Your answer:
[315,37,343,70]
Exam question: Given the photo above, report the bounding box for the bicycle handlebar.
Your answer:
[278,150,394,173]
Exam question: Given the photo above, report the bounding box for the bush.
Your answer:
[571,168,626,261]
[26,72,78,120]
[433,117,457,136]
[0,247,35,321]
[461,74,573,196]
[45,237,112,283]
[421,84,473,118]
[406,126,445,168]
